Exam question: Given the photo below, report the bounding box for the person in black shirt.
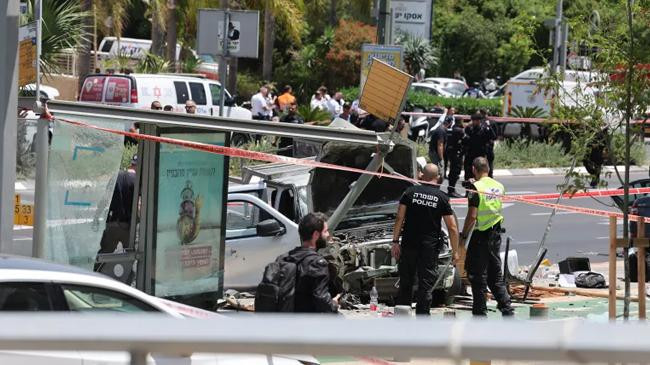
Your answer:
[479,109,498,178]
[392,164,460,315]
[93,156,137,271]
[289,212,340,313]
[446,116,465,198]
[463,113,496,181]
[278,102,304,157]
[428,118,449,180]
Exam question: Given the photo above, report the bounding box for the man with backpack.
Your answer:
[255,213,340,313]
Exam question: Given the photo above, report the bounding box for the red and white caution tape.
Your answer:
[56,117,650,223]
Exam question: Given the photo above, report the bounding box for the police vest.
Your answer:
[474,177,504,231]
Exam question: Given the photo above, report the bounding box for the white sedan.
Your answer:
[411,82,457,98]
[0,254,318,365]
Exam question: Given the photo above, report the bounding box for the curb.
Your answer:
[488,165,647,178]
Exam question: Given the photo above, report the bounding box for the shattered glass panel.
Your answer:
[45,115,127,270]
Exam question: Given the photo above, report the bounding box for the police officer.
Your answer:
[429,115,449,179]
[479,109,498,178]
[446,112,465,198]
[463,113,496,182]
[460,157,513,316]
[392,163,460,315]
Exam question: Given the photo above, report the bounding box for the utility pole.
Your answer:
[376,0,391,45]
[33,0,47,258]
[0,1,19,253]
[545,0,567,77]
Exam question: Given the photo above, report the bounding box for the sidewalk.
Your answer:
[491,165,646,177]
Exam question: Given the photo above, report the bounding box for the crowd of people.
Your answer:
[428,107,497,198]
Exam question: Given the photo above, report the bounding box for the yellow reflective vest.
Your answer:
[474,177,504,231]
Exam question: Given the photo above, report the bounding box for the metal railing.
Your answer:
[0,314,649,364]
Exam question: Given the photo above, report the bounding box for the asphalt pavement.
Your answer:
[12,171,650,265]
[451,171,649,266]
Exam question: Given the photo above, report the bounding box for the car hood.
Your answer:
[310,135,416,221]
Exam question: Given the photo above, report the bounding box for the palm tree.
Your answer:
[143,0,167,57]
[246,0,305,81]
[78,0,93,89]
[95,0,132,51]
[397,33,438,77]
[166,0,177,71]
[22,0,90,78]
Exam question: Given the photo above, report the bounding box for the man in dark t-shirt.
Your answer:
[428,119,449,176]
[391,163,460,315]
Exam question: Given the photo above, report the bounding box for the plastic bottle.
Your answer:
[369,286,379,311]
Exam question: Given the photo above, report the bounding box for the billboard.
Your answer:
[154,131,228,298]
[359,58,413,122]
[197,9,260,58]
[360,44,403,89]
[391,0,432,42]
[18,21,37,87]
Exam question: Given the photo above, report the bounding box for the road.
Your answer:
[12,171,649,265]
[452,171,648,266]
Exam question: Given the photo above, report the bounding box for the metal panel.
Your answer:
[0,315,650,364]
[47,100,380,146]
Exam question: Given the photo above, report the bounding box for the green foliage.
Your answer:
[236,72,265,104]
[120,143,138,171]
[396,33,439,76]
[339,87,502,115]
[180,54,202,74]
[23,0,90,77]
[229,138,277,177]
[102,50,134,72]
[433,0,552,82]
[510,106,547,118]
[323,19,377,90]
[494,140,573,169]
[297,105,332,125]
[408,92,502,116]
[136,52,171,74]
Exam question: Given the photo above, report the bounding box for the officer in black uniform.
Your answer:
[429,117,449,180]
[463,113,496,182]
[480,109,498,178]
[446,114,465,198]
[391,163,460,315]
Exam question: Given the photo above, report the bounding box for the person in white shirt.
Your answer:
[251,86,273,120]
[310,91,327,111]
[326,91,345,118]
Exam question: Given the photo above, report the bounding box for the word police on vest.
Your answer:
[412,192,439,208]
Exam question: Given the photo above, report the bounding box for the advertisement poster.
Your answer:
[390,0,432,43]
[155,132,226,297]
[360,44,403,90]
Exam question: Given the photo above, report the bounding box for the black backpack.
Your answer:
[254,252,315,312]
[575,271,607,289]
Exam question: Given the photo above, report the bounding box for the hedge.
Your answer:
[339,86,503,116]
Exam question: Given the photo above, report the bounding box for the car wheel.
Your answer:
[431,268,462,307]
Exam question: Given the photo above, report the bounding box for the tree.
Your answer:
[144,0,167,57]
[22,0,90,78]
[396,33,438,76]
[166,0,177,70]
[547,0,650,319]
[245,0,305,81]
[324,19,376,89]
[78,0,93,89]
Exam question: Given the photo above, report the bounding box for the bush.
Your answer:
[236,72,264,105]
[340,86,502,116]
[494,139,572,168]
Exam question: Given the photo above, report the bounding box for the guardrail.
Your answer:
[1,314,649,364]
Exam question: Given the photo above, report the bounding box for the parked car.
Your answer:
[78,73,252,120]
[0,254,318,365]
[421,77,467,97]
[19,84,60,100]
[411,82,457,98]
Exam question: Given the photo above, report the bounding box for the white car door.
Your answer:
[208,83,253,119]
[224,194,300,290]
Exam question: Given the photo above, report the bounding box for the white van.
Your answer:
[96,37,219,79]
[79,73,252,120]
[97,37,181,61]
